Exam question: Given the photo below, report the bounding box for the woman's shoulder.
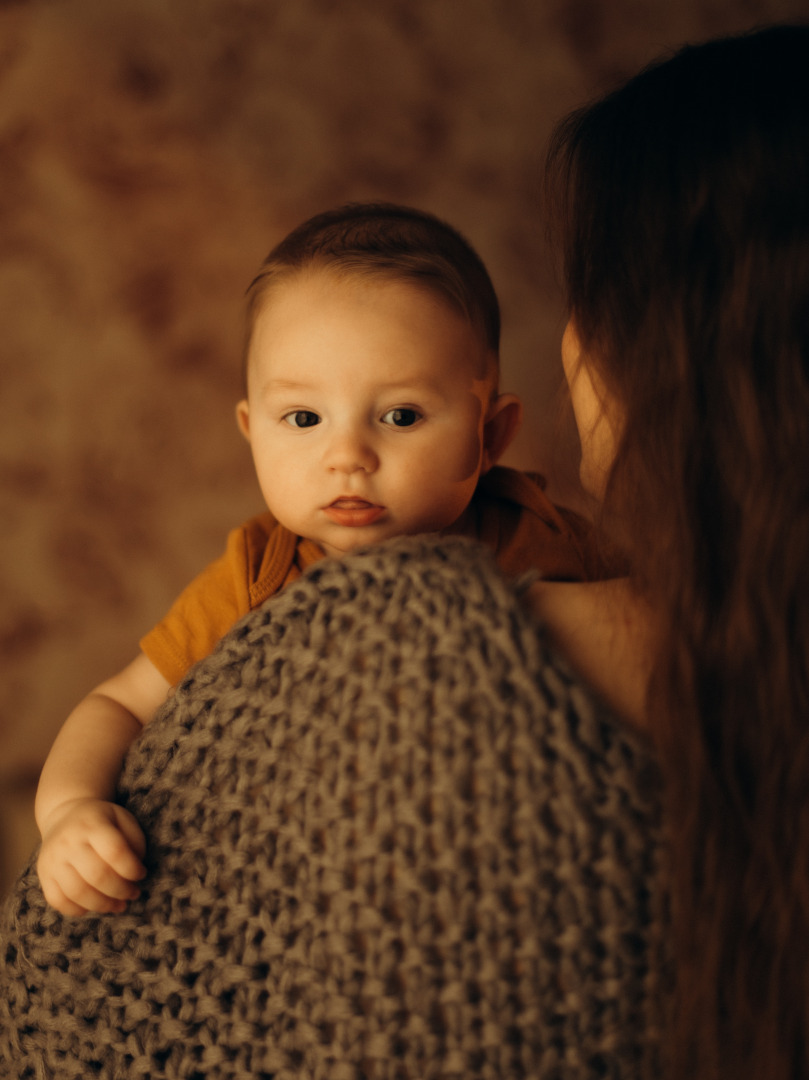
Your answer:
[528,575,657,735]
[143,535,661,827]
[126,535,667,1072]
[2,534,668,1078]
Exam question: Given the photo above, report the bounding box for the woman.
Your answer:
[1,24,806,1080]
[534,23,809,1079]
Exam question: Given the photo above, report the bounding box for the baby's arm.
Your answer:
[35,654,171,916]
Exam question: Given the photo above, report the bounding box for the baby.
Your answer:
[35,202,597,915]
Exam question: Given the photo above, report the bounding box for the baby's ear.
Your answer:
[235,400,251,441]
[482,393,522,472]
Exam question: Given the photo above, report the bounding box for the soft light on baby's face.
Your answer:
[237,270,515,558]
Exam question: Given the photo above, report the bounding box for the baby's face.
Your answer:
[237,270,499,558]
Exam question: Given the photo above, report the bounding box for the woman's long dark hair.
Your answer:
[546,25,809,1080]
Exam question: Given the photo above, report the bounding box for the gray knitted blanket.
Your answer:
[0,537,667,1079]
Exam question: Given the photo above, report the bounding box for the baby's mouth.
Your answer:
[323,498,385,526]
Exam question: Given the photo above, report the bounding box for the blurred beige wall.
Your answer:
[1,0,806,894]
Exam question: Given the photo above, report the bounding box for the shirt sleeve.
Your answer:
[471,466,605,582]
[139,525,253,686]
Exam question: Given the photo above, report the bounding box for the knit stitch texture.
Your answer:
[0,536,668,1079]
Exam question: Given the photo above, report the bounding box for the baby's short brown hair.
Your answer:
[244,202,501,379]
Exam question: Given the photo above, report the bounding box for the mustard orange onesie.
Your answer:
[140,466,597,686]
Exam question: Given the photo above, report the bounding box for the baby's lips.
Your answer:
[328,497,378,509]
[323,499,386,526]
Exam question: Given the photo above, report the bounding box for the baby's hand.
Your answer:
[37,798,147,916]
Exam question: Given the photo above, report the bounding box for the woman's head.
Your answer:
[547,24,809,582]
[547,25,809,1080]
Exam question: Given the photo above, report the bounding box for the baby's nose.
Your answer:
[324,428,379,474]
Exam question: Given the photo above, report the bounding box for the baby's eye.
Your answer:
[381,407,422,428]
[283,410,321,428]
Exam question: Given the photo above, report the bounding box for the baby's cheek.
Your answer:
[444,429,484,484]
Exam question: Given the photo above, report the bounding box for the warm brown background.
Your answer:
[2,0,807,897]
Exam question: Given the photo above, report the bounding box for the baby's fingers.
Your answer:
[110,805,147,865]
[39,870,93,916]
[90,816,147,884]
[45,864,129,916]
[38,848,132,915]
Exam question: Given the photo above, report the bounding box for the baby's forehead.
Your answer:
[250,267,498,384]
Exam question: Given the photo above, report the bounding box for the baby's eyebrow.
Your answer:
[260,377,447,397]
[259,378,317,395]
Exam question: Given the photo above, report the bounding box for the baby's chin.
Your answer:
[315,532,389,559]
[314,524,426,559]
